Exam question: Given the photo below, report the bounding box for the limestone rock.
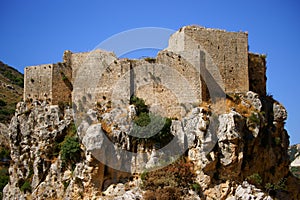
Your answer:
[232,181,272,200]
[3,92,299,199]
[3,101,102,200]
[103,183,142,200]
[242,91,262,111]
[273,102,287,122]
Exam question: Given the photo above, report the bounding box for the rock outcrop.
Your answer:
[289,144,300,180]
[2,92,300,199]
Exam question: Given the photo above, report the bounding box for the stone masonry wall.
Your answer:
[51,62,72,105]
[23,26,267,117]
[68,50,202,118]
[248,53,266,96]
[24,62,72,104]
[168,26,249,94]
[24,64,53,102]
[68,50,117,103]
[185,26,249,94]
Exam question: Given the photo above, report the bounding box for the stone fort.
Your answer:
[24,25,266,117]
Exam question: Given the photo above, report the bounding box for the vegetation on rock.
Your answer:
[61,136,81,169]
[130,96,173,149]
[0,167,9,199]
[142,157,200,200]
[0,61,23,123]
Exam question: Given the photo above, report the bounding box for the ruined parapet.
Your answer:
[63,50,72,66]
[248,53,267,96]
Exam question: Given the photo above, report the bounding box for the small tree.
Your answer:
[60,136,81,169]
[130,96,149,115]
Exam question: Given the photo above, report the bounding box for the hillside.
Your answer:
[0,61,23,199]
[0,61,23,123]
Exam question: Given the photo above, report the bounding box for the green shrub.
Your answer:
[20,181,31,193]
[0,99,6,107]
[129,96,173,147]
[260,54,267,59]
[191,182,201,193]
[0,66,24,88]
[131,113,173,147]
[247,173,262,186]
[141,171,148,181]
[248,113,260,124]
[60,136,81,169]
[265,178,287,194]
[274,178,287,190]
[134,112,151,127]
[60,71,68,81]
[0,148,10,160]
[130,96,149,115]
[290,166,300,179]
[63,180,70,191]
[0,168,9,194]
[274,137,281,145]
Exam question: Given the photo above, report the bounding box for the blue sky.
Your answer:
[0,0,299,144]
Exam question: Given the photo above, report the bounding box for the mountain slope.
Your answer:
[0,61,23,123]
[0,61,23,199]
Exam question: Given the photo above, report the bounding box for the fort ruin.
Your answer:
[24,26,266,117]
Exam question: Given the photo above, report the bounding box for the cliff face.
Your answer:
[3,91,300,200]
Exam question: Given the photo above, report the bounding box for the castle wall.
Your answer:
[23,26,267,118]
[112,58,200,119]
[98,58,131,102]
[186,26,249,94]
[51,62,72,105]
[69,50,118,103]
[168,26,249,94]
[248,53,266,96]
[24,64,53,102]
[68,50,202,119]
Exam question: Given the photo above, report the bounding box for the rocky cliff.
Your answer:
[2,91,300,199]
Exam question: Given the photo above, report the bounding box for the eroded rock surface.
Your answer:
[3,91,300,199]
